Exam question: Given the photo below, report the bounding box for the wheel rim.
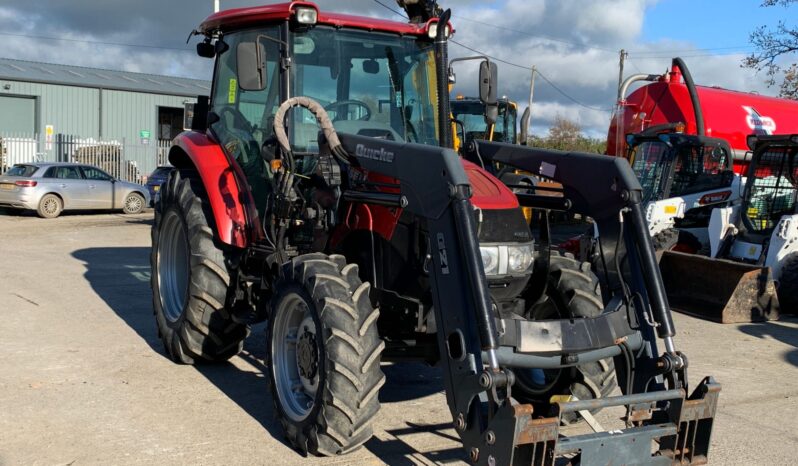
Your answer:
[272,292,320,422]
[157,210,190,322]
[126,194,142,213]
[43,197,58,216]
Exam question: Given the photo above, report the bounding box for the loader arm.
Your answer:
[340,134,720,465]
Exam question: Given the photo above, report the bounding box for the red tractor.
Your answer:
[151,2,719,463]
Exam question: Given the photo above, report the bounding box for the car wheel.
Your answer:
[37,194,63,218]
[123,192,145,214]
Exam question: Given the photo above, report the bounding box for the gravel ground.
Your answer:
[0,211,796,465]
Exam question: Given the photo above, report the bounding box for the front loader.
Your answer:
[660,134,798,321]
[149,1,720,463]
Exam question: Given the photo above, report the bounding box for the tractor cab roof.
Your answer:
[199,1,437,37]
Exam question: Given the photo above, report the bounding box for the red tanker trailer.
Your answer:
[608,58,798,173]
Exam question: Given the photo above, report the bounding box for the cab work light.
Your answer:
[294,6,318,25]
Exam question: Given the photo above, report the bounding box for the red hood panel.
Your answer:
[462,160,519,210]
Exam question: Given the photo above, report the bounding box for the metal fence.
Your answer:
[0,132,171,184]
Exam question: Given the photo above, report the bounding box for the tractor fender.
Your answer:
[168,131,263,248]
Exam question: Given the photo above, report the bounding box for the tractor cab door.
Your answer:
[209,27,283,215]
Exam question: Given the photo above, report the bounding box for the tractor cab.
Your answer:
[451,96,517,147]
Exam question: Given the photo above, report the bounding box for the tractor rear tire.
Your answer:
[778,252,798,314]
[518,252,617,424]
[268,254,384,456]
[151,169,248,364]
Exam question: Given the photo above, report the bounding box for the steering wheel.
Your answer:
[217,106,254,134]
[324,100,372,121]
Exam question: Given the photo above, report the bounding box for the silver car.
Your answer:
[0,162,150,218]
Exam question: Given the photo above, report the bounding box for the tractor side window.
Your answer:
[210,28,280,216]
[402,58,438,145]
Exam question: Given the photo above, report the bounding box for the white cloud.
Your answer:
[0,0,778,138]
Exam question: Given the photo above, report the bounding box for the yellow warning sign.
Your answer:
[228,78,237,104]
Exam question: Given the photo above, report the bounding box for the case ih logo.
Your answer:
[743,106,776,134]
[355,144,395,163]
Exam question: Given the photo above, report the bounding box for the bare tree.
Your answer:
[743,0,798,98]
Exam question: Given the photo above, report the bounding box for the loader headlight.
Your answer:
[507,245,534,274]
[479,242,535,276]
[294,6,318,25]
[480,246,500,275]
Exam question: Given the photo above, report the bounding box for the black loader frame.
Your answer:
[341,132,719,465]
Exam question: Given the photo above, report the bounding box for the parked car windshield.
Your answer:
[151,167,172,177]
[5,165,39,177]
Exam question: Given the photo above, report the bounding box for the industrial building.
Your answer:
[0,58,210,179]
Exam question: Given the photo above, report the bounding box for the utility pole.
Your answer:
[616,49,628,101]
[214,0,220,13]
[523,65,536,142]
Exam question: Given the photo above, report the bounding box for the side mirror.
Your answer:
[237,41,267,91]
[479,60,498,104]
[479,60,498,125]
[196,41,215,59]
[519,106,530,144]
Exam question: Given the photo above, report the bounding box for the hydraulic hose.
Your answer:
[672,57,705,136]
[434,9,452,148]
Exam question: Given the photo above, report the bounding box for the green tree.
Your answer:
[743,0,798,99]
[526,116,606,153]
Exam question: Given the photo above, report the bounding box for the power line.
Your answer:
[0,31,193,52]
[451,15,618,54]
[448,40,611,112]
[371,0,405,18]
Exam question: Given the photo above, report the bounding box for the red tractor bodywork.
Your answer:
[608,66,798,173]
[199,2,446,36]
[170,131,263,247]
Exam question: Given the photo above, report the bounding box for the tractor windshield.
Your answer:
[211,26,438,158]
[289,27,439,151]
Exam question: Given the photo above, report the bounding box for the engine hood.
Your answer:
[461,159,520,210]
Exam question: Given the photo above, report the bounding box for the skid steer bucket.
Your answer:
[659,251,780,323]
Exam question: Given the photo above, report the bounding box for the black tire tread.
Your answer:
[778,252,798,314]
[521,251,617,423]
[151,169,248,364]
[271,255,384,457]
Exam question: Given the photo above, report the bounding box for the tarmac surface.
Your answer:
[1,211,796,465]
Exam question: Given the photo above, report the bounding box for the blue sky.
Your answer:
[642,0,794,50]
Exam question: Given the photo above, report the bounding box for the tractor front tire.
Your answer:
[778,252,798,314]
[268,254,384,456]
[519,252,617,423]
[151,169,248,364]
